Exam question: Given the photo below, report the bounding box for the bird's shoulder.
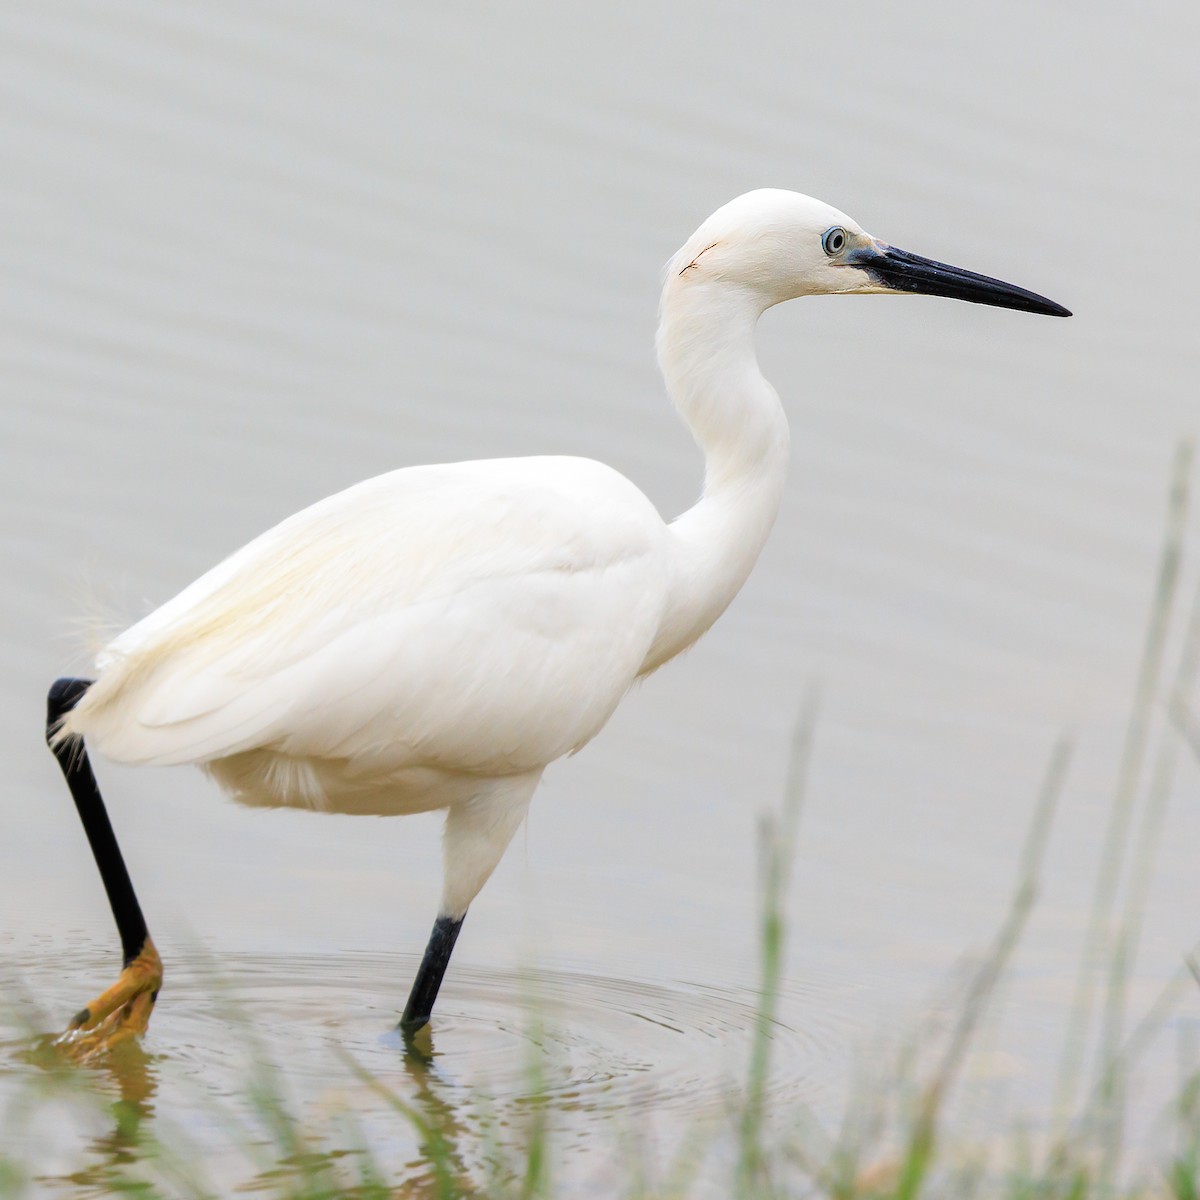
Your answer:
[266,454,666,577]
[346,454,660,527]
[104,454,665,665]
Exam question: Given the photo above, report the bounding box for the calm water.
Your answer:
[2,1,1199,1192]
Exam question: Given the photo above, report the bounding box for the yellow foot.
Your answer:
[57,938,162,1061]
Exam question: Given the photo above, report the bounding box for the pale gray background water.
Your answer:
[2,0,1198,1190]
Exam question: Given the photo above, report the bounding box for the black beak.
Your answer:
[853,242,1071,318]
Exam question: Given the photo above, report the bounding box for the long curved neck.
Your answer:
[641,279,789,673]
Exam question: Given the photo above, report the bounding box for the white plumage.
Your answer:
[58,189,1068,928]
[75,458,668,812]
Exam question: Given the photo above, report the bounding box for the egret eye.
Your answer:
[821,226,847,256]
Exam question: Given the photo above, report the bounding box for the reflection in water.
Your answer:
[0,950,844,1195]
[2,948,848,1194]
[62,1042,158,1195]
[6,1027,160,1196]
[402,1043,470,1194]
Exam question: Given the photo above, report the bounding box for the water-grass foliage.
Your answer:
[2,442,1199,1198]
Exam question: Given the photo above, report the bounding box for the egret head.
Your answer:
[671,189,1070,317]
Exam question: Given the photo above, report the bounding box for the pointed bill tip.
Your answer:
[856,243,1071,318]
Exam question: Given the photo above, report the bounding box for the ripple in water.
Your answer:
[168,951,852,1120]
[6,944,858,1129]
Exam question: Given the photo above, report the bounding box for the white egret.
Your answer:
[47,189,1069,1052]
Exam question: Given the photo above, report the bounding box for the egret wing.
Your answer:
[67,457,668,776]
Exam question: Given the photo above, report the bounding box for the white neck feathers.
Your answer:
[640,277,790,673]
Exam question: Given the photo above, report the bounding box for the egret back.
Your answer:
[59,456,669,811]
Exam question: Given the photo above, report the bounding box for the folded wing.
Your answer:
[65,457,668,779]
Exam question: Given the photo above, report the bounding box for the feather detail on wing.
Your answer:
[58,457,668,782]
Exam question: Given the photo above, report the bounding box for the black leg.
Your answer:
[400,913,465,1036]
[46,678,151,968]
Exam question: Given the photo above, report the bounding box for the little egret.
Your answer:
[46,189,1069,1052]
